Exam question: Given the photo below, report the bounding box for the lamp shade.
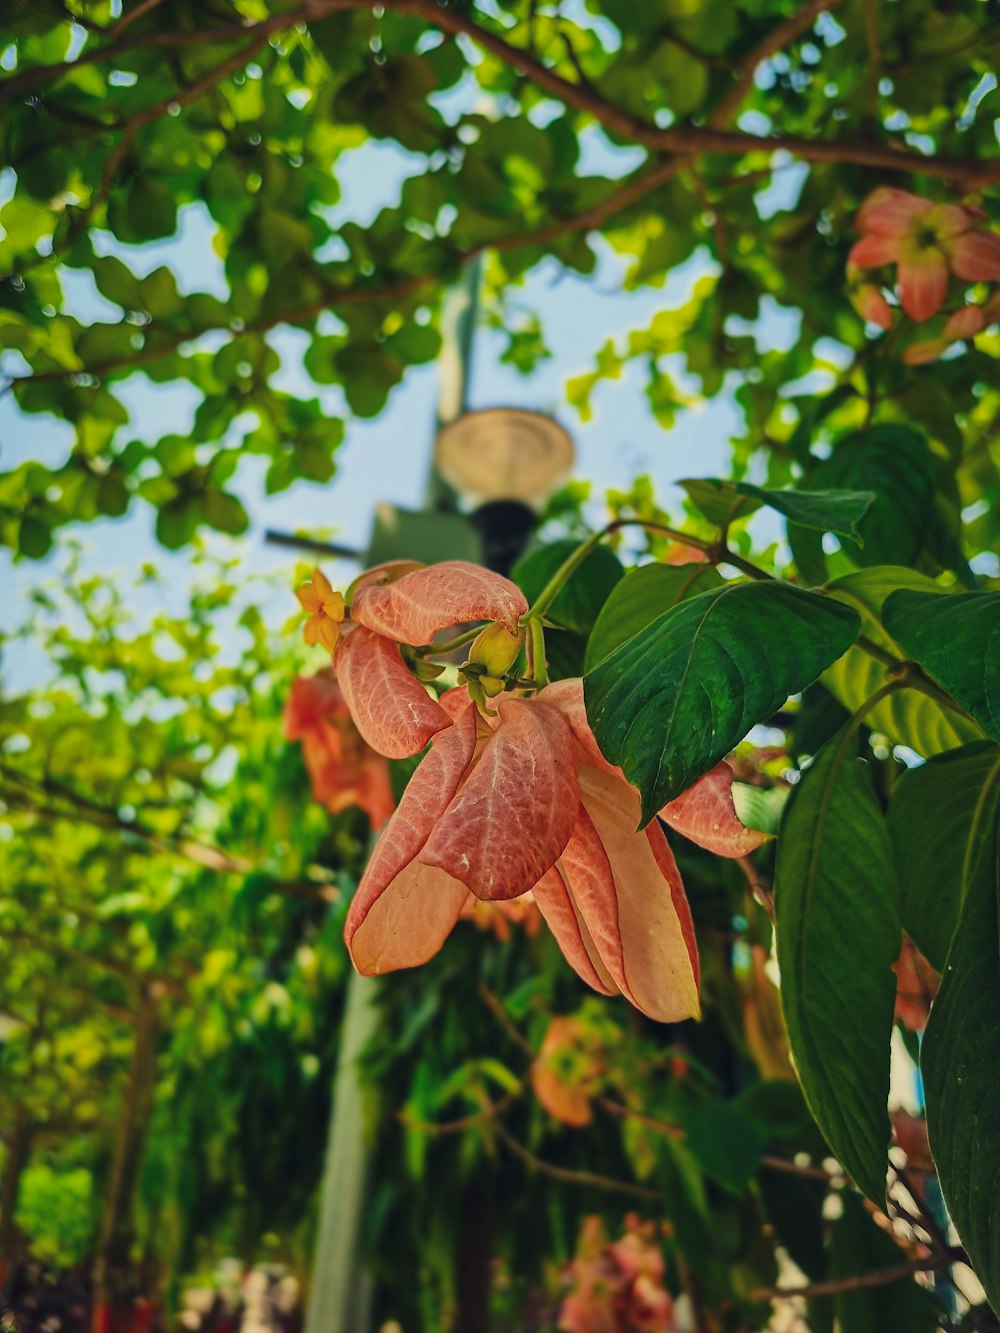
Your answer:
[434,408,574,507]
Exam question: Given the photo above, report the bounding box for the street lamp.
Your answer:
[434,407,575,574]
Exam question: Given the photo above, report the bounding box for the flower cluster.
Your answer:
[848,187,1000,360]
[294,559,765,1023]
[558,1215,676,1333]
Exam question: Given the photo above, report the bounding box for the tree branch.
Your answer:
[493,1122,661,1200]
[751,1255,957,1302]
[0,763,337,899]
[2,0,996,185]
[711,0,846,128]
[5,156,682,390]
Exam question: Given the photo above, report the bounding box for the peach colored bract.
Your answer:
[284,669,395,830]
[334,560,529,759]
[344,676,765,1025]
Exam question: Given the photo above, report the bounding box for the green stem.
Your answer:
[522,520,719,624]
[517,519,970,727]
[527,618,547,691]
[415,624,486,656]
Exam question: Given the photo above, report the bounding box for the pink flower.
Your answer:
[849,187,1000,321]
[344,676,765,1023]
[559,1216,676,1333]
[531,1015,605,1127]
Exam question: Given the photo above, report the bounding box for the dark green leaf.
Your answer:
[758,1171,827,1281]
[680,1098,766,1194]
[585,561,723,670]
[513,539,623,637]
[791,426,936,578]
[585,581,860,822]
[883,590,1000,741]
[887,743,1000,970]
[775,726,899,1205]
[824,569,983,757]
[17,514,51,558]
[682,478,875,540]
[921,771,1000,1315]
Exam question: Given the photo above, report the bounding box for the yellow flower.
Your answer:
[295,568,345,653]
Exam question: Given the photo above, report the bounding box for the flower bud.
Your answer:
[467,622,525,677]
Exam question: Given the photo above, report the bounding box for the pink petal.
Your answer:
[532,865,619,996]
[857,286,893,330]
[848,235,902,268]
[334,626,451,759]
[857,188,931,236]
[944,305,986,339]
[536,678,622,777]
[350,560,528,645]
[901,338,948,366]
[949,230,1000,282]
[898,251,949,320]
[660,761,768,858]
[420,696,579,901]
[577,767,700,1023]
[344,704,478,974]
[645,819,700,994]
[437,684,480,724]
[283,670,345,740]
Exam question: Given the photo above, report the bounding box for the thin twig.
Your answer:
[493,1122,661,1200]
[395,1086,524,1135]
[761,1154,836,1182]
[478,983,535,1056]
[751,1256,950,1302]
[737,855,775,921]
[598,1097,683,1140]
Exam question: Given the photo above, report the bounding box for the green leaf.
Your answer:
[921,777,1000,1315]
[584,582,860,822]
[682,479,875,541]
[887,743,1000,970]
[514,539,623,637]
[788,426,936,581]
[681,478,761,528]
[823,568,983,757]
[17,515,52,559]
[758,1171,827,1282]
[680,1098,766,1194]
[731,782,787,836]
[882,590,1000,742]
[775,726,899,1205]
[585,561,723,670]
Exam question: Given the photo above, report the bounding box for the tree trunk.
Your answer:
[92,989,159,1333]
[0,1105,33,1291]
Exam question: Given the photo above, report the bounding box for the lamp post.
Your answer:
[303,270,574,1333]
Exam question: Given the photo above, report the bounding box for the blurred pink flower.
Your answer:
[849,188,1000,321]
